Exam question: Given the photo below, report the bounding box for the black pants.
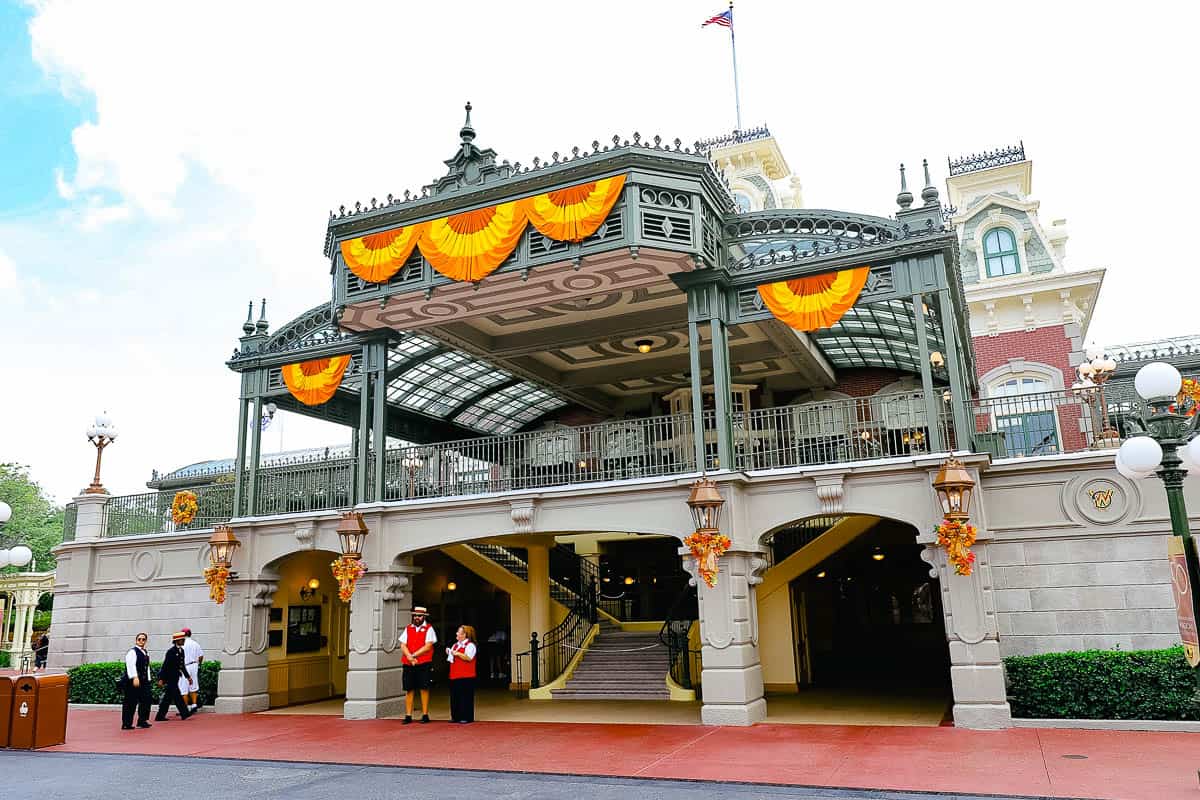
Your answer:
[155,681,190,721]
[449,677,475,722]
[121,680,151,728]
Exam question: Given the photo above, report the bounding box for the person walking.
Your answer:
[399,605,436,724]
[121,632,152,730]
[447,625,478,724]
[154,631,192,722]
[33,632,49,671]
[178,627,204,712]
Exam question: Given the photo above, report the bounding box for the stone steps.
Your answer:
[551,624,669,701]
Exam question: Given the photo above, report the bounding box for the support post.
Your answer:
[371,343,387,504]
[709,317,734,471]
[912,293,944,452]
[246,395,264,515]
[688,320,706,470]
[938,288,972,451]
[356,347,371,505]
[232,397,249,516]
[527,544,551,643]
[343,561,419,719]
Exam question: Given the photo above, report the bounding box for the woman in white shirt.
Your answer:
[446,625,478,723]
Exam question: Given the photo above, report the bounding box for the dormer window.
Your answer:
[983,228,1020,277]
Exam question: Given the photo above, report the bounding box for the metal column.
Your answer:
[912,293,944,453]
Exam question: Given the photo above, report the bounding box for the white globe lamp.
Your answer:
[8,544,32,568]
[0,500,10,526]
[1179,439,1200,471]
[1114,449,1152,480]
[1118,436,1163,473]
[0,549,10,568]
[1134,362,1182,401]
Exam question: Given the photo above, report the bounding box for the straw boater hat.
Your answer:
[172,631,187,641]
[412,606,428,617]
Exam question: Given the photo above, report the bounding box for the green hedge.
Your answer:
[1005,646,1198,720]
[67,660,221,706]
[0,651,8,668]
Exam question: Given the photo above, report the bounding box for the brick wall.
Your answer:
[972,325,1075,384]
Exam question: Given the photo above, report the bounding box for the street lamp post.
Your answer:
[1116,361,1200,703]
[84,413,119,495]
[1077,346,1118,448]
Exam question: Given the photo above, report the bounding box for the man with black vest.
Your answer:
[399,605,436,724]
[154,631,192,722]
[121,632,152,730]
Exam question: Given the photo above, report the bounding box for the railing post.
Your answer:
[529,632,540,689]
[680,630,691,689]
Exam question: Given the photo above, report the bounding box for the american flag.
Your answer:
[702,8,732,28]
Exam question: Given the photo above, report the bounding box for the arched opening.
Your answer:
[263,549,351,710]
[758,514,951,725]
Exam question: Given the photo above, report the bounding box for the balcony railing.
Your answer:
[89,388,1151,538]
[103,483,234,538]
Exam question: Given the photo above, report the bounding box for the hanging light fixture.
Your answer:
[931,457,975,521]
[930,351,945,369]
[336,511,369,559]
[207,525,241,570]
[686,477,725,532]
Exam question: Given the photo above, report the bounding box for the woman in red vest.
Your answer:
[447,624,478,723]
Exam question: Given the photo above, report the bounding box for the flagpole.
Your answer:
[729,2,742,130]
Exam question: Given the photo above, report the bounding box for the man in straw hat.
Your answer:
[399,605,436,724]
[154,631,193,721]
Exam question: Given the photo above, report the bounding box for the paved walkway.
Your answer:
[38,708,1200,799]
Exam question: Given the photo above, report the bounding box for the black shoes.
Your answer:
[420,714,430,724]
[137,722,152,729]
[121,725,134,730]
[402,715,412,725]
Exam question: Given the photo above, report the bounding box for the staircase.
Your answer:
[468,543,588,608]
[550,620,671,700]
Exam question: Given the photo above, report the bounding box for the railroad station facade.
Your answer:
[46,113,1196,729]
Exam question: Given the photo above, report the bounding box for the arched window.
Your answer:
[983,228,1020,277]
[733,191,753,213]
[989,375,1059,455]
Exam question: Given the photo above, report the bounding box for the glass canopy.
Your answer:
[811,299,945,372]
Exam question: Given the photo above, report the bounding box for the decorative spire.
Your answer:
[242,301,255,335]
[255,298,269,335]
[460,101,475,145]
[920,158,940,206]
[895,163,913,210]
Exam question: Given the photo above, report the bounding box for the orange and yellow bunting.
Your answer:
[280,355,352,406]
[683,530,732,588]
[419,200,527,283]
[331,555,367,603]
[757,266,870,332]
[337,174,627,285]
[340,225,420,283]
[523,175,626,242]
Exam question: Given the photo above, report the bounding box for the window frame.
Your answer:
[982,227,1021,278]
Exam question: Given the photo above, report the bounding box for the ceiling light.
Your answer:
[446,581,457,591]
[816,571,827,579]
[624,576,635,585]
[634,339,653,354]
[872,552,885,562]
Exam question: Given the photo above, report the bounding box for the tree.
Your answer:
[0,463,64,572]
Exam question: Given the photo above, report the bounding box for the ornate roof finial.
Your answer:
[896,163,913,210]
[460,101,475,144]
[255,298,269,334]
[242,301,255,336]
[921,158,940,206]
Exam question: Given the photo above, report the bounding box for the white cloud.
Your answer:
[7,0,1200,501]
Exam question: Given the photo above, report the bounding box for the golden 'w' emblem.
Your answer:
[1089,488,1114,509]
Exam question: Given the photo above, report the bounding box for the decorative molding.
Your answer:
[919,544,940,579]
[294,525,314,550]
[813,474,845,515]
[510,499,537,534]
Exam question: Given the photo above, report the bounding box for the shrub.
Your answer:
[1005,646,1198,720]
[0,651,8,668]
[31,610,51,631]
[67,660,221,706]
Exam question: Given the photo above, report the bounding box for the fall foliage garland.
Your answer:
[331,555,367,602]
[171,490,199,527]
[934,517,978,576]
[683,530,732,588]
[203,565,230,604]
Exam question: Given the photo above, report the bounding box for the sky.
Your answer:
[1,0,1198,504]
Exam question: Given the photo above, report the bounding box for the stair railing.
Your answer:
[513,577,598,695]
[658,583,701,693]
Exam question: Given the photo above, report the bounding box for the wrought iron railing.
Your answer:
[253,454,354,516]
[513,589,598,693]
[62,502,77,543]
[962,386,1141,460]
[734,392,951,471]
[102,484,234,538]
[378,412,701,502]
[659,584,701,693]
[766,515,844,566]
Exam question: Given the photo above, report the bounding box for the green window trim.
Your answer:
[983,227,1020,277]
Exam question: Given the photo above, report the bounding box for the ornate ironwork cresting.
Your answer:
[947,142,1026,176]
